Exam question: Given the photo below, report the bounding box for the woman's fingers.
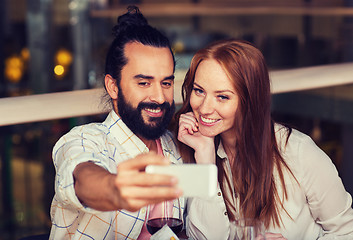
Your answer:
[179,112,198,133]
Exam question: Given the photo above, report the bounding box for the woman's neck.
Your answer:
[220,135,236,163]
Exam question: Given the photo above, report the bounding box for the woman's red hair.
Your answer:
[174,39,293,228]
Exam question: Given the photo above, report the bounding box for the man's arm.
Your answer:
[73,152,182,212]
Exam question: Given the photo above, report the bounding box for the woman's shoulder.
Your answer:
[274,123,333,177]
[274,123,315,150]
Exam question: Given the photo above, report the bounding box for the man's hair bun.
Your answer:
[112,5,148,37]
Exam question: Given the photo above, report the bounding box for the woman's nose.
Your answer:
[199,96,214,115]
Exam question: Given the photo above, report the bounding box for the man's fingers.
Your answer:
[117,152,169,171]
[117,186,182,212]
[122,196,180,212]
[265,233,287,240]
[119,186,182,201]
[116,172,178,187]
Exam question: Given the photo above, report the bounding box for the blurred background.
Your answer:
[1,0,353,239]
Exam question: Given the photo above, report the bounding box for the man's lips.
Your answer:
[144,108,163,117]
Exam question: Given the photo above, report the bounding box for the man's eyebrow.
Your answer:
[133,74,175,81]
[164,75,175,81]
[134,74,153,80]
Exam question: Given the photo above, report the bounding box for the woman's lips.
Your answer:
[199,115,219,126]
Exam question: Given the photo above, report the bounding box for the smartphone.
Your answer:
[145,164,218,198]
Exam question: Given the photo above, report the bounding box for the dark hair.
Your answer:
[174,39,294,228]
[104,6,175,87]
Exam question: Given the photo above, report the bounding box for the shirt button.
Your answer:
[141,208,146,213]
[218,192,222,196]
[224,212,228,216]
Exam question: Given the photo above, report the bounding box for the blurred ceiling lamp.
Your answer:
[5,55,24,83]
[54,64,65,77]
[21,48,30,62]
[54,48,72,79]
[55,48,73,66]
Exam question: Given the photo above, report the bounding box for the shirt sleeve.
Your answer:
[52,128,112,213]
[297,134,353,237]
[186,188,230,240]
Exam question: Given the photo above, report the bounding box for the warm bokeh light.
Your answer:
[21,48,30,61]
[54,64,65,77]
[55,49,73,66]
[173,40,185,53]
[5,55,24,83]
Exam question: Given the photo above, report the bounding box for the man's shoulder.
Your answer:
[160,130,176,145]
[54,121,111,148]
[160,130,182,163]
[69,121,110,136]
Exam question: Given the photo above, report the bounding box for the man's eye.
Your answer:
[138,82,149,86]
[162,81,172,87]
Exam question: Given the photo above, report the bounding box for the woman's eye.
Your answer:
[218,95,229,100]
[193,87,204,95]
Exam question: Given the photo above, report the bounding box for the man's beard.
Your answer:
[117,91,175,140]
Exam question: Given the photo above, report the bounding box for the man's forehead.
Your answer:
[122,42,174,78]
[124,42,171,59]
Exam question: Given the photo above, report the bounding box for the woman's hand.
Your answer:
[178,112,215,164]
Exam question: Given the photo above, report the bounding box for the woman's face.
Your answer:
[190,59,239,138]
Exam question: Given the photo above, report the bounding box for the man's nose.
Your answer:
[149,84,165,104]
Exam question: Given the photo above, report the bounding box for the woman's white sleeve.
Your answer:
[298,135,353,238]
[186,189,230,240]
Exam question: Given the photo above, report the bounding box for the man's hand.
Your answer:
[114,152,182,211]
[73,152,182,212]
[264,233,287,240]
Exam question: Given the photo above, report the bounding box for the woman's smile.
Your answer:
[199,115,220,125]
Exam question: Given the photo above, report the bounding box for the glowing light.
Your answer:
[54,65,65,76]
[55,49,73,66]
[173,41,185,53]
[5,55,24,83]
[21,48,30,61]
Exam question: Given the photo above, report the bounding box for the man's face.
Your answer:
[116,42,175,140]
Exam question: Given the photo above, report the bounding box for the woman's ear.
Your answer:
[105,74,118,100]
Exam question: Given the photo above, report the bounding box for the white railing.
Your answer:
[1,62,353,127]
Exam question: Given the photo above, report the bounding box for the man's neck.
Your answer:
[139,135,158,152]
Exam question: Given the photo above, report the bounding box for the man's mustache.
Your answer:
[137,102,171,111]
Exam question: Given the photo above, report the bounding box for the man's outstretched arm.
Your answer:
[73,152,182,212]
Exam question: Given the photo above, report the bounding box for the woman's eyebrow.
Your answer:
[193,82,203,89]
[194,82,235,94]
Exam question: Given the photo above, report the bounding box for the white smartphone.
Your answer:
[145,164,218,198]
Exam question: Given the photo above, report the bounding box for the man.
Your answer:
[50,6,183,239]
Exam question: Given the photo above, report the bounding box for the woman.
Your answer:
[175,39,353,240]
